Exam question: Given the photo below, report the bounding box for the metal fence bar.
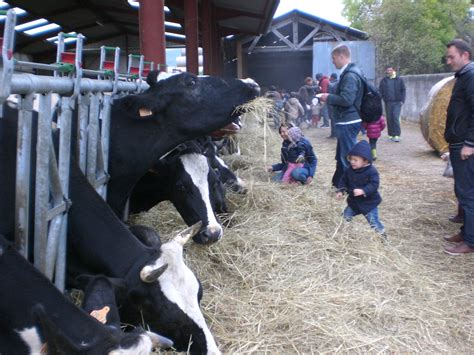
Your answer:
[14,94,34,257]
[10,74,149,96]
[34,93,52,270]
[77,94,90,173]
[86,93,100,189]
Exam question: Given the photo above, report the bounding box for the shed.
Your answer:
[225,9,370,91]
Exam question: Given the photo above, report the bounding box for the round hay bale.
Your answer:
[419,76,454,154]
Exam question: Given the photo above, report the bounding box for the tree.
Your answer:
[342,0,472,75]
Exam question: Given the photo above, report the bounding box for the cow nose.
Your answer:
[192,226,222,244]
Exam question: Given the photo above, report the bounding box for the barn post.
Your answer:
[138,0,166,69]
[184,0,199,74]
[201,0,212,75]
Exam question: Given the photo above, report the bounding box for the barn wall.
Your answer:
[233,51,313,92]
[400,73,452,122]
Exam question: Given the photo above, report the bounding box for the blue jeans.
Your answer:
[384,101,402,136]
[332,122,361,186]
[291,167,311,184]
[343,206,385,233]
[450,145,474,247]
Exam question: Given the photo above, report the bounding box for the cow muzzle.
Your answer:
[192,225,223,245]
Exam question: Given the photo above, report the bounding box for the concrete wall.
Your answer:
[400,73,453,122]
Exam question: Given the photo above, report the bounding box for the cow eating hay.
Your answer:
[135,114,474,352]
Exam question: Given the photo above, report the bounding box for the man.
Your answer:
[319,44,363,187]
[379,66,406,142]
[316,73,330,128]
[298,76,318,125]
[327,73,339,138]
[443,39,474,255]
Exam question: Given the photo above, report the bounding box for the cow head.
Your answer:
[121,223,220,354]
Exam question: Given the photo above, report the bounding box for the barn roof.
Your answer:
[236,9,368,54]
[0,0,279,61]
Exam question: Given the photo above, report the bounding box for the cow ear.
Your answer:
[146,70,160,86]
[32,304,90,353]
[129,225,162,250]
[119,93,171,120]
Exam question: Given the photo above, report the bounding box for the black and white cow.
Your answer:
[105,72,259,219]
[0,234,167,355]
[0,72,259,354]
[130,142,228,244]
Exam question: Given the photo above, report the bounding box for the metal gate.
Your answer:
[0,9,151,290]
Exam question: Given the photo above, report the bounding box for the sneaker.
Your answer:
[321,124,330,128]
[393,136,400,142]
[444,232,463,243]
[388,136,394,141]
[444,242,474,255]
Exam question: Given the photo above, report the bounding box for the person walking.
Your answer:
[379,66,406,142]
[442,39,474,255]
[362,115,386,161]
[336,140,386,239]
[298,76,318,125]
[318,44,363,187]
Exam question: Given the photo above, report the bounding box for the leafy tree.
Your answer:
[342,0,472,75]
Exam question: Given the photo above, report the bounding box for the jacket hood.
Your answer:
[456,61,474,77]
[348,140,372,163]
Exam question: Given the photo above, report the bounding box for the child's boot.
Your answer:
[371,148,377,161]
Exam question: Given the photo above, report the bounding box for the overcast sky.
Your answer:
[274,0,349,26]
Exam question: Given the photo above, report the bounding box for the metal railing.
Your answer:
[0,9,151,290]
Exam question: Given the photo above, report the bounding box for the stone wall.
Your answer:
[399,73,453,122]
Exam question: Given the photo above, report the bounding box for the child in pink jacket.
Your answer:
[362,116,386,161]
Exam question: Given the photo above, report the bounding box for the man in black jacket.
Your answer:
[443,39,474,255]
[379,66,406,142]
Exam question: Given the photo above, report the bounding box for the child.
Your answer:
[310,96,322,128]
[336,140,386,239]
[281,126,305,183]
[362,115,386,161]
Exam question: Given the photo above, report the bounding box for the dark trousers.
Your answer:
[369,138,378,149]
[384,101,402,136]
[332,122,361,187]
[450,144,474,247]
[328,105,336,137]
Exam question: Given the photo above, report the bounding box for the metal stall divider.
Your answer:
[1,9,149,290]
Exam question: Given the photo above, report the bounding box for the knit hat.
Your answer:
[288,127,303,146]
[348,140,372,163]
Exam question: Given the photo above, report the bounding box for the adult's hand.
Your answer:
[461,146,474,160]
[318,93,329,102]
[306,176,313,184]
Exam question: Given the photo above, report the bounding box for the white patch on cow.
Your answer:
[239,78,258,87]
[180,153,223,238]
[150,238,221,355]
[109,334,153,355]
[17,327,44,354]
[156,71,179,82]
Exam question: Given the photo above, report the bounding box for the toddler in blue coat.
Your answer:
[335,140,386,239]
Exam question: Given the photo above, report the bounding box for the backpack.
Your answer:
[344,69,383,123]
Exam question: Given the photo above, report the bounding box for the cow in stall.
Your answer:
[129,140,228,244]
[0,234,171,355]
[0,72,259,354]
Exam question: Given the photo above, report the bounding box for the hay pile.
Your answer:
[420,76,454,154]
[133,112,474,353]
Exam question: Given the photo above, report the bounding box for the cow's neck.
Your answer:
[68,162,156,277]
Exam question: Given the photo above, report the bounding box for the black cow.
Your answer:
[0,234,165,355]
[0,72,258,354]
[130,143,228,244]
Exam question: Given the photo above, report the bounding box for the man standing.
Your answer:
[319,44,363,187]
[443,39,474,255]
[327,73,339,138]
[379,66,406,142]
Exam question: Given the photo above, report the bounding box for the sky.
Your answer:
[274,0,350,26]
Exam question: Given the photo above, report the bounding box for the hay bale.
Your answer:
[419,76,454,154]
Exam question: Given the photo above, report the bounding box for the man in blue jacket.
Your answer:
[319,44,363,187]
[443,39,474,255]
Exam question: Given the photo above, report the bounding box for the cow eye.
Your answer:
[187,77,197,87]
